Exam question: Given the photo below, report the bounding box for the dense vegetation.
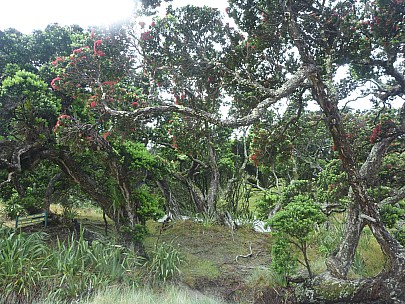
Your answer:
[0,0,404,303]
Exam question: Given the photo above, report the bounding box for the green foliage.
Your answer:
[136,188,164,223]
[256,180,315,220]
[61,204,79,223]
[395,227,405,247]
[256,191,279,219]
[3,192,26,219]
[0,227,47,302]
[269,196,326,241]
[316,159,349,207]
[121,141,161,173]
[380,202,405,229]
[121,224,148,243]
[146,241,184,283]
[270,238,296,284]
[317,220,345,257]
[3,188,44,219]
[1,69,61,120]
[268,196,326,278]
[0,226,140,303]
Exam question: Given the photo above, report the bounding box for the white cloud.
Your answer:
[0,0,135,33]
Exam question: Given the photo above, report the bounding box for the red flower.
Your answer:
[141,31,152,41]
[370,124,381,143]
[151,21,155,27]
[53,121,60,132]
[51,57,64,66]
[58,114,71,119]
[73,48,82,54]
[50,77,61,90]
[95,50,105,57]
[90,101,97,108]
[172,136,178,149]
[103,131,110,140]
[102,81,117,86]
[93,39,103,54]
[132,101,139,107]
[250,153,259,166]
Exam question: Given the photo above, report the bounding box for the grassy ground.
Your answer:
[83,285,225,304]
[0,202,387,303]
[144,220,274,302]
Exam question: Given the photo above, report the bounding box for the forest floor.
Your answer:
[144,220,288,303]
[1,205,293,303]
[1,205,384,303]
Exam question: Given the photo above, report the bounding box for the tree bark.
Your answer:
[326,201,364,279]
[44,149,145,255]
[44,172,63,214]
[285,2,405,283]
[156,179,182,219]
[206,129,220,212]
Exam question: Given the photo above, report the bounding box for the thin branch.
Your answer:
[235,242,253,262]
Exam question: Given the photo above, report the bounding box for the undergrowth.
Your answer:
[0,222,187,303]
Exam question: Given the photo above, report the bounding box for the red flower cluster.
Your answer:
[370,124,381,143]
[93,40,105,57]
[73,48,83,54]
[50,77,61,90]
[51,57,64,66]
[103,131,110,140]
[95,50,105,57]
[172,135,178,149]
[102,81,117,86]
[141,31,152,41]
[250,153,259,167]
[53,114,71,132]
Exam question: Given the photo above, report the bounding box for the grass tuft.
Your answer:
[82,285,224,304]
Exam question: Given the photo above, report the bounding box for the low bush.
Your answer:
[145,241,184,283]
[0,227,140,303]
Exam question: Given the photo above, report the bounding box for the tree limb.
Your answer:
[101,65,316,127]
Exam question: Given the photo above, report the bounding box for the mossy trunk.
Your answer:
[295,273,405,304]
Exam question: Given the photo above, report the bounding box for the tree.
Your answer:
[51,1,403,300]
[269,195,326,279]
[0,25,165,254]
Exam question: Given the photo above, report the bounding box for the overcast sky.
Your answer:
[0,0,229,33]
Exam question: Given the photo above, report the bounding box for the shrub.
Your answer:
[0,227,48,303]
[0,227,140,303]
[145,241,184,283]
[268,195,326,279]
[3,192,26,219]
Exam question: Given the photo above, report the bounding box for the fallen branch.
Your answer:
[235,242,253,262]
